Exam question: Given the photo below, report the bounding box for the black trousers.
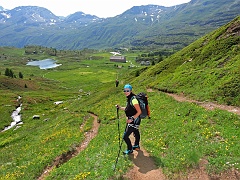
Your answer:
[123,125,140,150]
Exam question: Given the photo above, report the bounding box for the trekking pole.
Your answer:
[116,107,121,148]
[113,122,128,171]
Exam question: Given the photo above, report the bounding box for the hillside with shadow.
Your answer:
[133,16,240,107]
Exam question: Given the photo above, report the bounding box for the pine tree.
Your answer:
[5,68,10,76]
[9,69,14,78]
[19,72,23,79]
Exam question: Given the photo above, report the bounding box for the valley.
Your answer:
[0,8,239,180]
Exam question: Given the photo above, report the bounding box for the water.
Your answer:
[2,96,23,132]
[26,59,62,69]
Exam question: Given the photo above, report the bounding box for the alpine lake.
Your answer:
[26,59,62,69]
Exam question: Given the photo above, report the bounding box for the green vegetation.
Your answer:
[134,16,240,106]
[0,17,239,179]
[141,92,239,175]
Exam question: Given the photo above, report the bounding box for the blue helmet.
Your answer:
[124,84,132,90]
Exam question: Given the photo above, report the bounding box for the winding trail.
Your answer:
[166,92,240,116]
[38,90,239,180]
[38,113,99,180]
[122,89,239,180]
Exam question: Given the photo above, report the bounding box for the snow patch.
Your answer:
[1,12,11,18]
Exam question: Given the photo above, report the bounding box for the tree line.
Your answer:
[4,68,23,79]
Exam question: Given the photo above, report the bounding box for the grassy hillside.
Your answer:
[0,48,133,179]
[0,17,239,180]
[134,16,240,106]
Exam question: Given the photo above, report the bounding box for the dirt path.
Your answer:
[147,88,240,116]
[166,93,240,116]
[123,135,166,180]
[123,136,236,180]
[38,113,100,180]
[37,91,239,180]
[122,89,239,180]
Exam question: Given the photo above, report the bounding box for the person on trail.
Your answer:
[116,84,142,155]
[115,79,119,87]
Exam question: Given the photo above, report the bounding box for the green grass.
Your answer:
[0,104,87,179]
[134,16,240,106]
[46,123,132,180]
[85,87,240,178]
[0,48,135,179]
[140,92,240,176]
[0,91,18,128]
[0,17,239,179]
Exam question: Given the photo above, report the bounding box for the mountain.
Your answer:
[128,0,240,49]
[0,6,102,27]
[64,11,103,25]
[134,16,240,106]
[0,0,239,50]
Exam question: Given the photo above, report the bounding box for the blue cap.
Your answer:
[124,84,132,90]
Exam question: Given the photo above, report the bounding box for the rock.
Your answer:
[54,101,63,105]
[32,115,40,119]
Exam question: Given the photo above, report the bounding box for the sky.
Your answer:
[0,0,191,18]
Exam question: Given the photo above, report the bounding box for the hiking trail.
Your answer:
[123,134,166,180]
[38,113,100,180]
[38,90,239,180]
[166,92,240,116]
[127,90,239,180]
[121,89,240,180]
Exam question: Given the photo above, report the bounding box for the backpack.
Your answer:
[131,92,150,119]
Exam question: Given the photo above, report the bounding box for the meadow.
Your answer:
[0,46,239,179]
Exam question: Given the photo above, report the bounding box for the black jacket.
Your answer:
[124,93,141,125]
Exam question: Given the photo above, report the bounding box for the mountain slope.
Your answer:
[0,0,239,50]
[134,16,240,106]
[130,0,240,49]
[59,0,240,50]
[0,6,60,25]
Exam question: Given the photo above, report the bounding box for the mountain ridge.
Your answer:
[0,0,239,50]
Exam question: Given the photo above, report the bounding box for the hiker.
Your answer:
[115,79,119,87]
[116,84,142,155]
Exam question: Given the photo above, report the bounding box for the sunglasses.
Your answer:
[123,90,131,92]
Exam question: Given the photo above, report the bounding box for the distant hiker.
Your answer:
[116,84,142,155]
[115,79,119,87]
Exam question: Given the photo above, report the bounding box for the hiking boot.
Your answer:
[133,145,140,150]
[123,149,133,155]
